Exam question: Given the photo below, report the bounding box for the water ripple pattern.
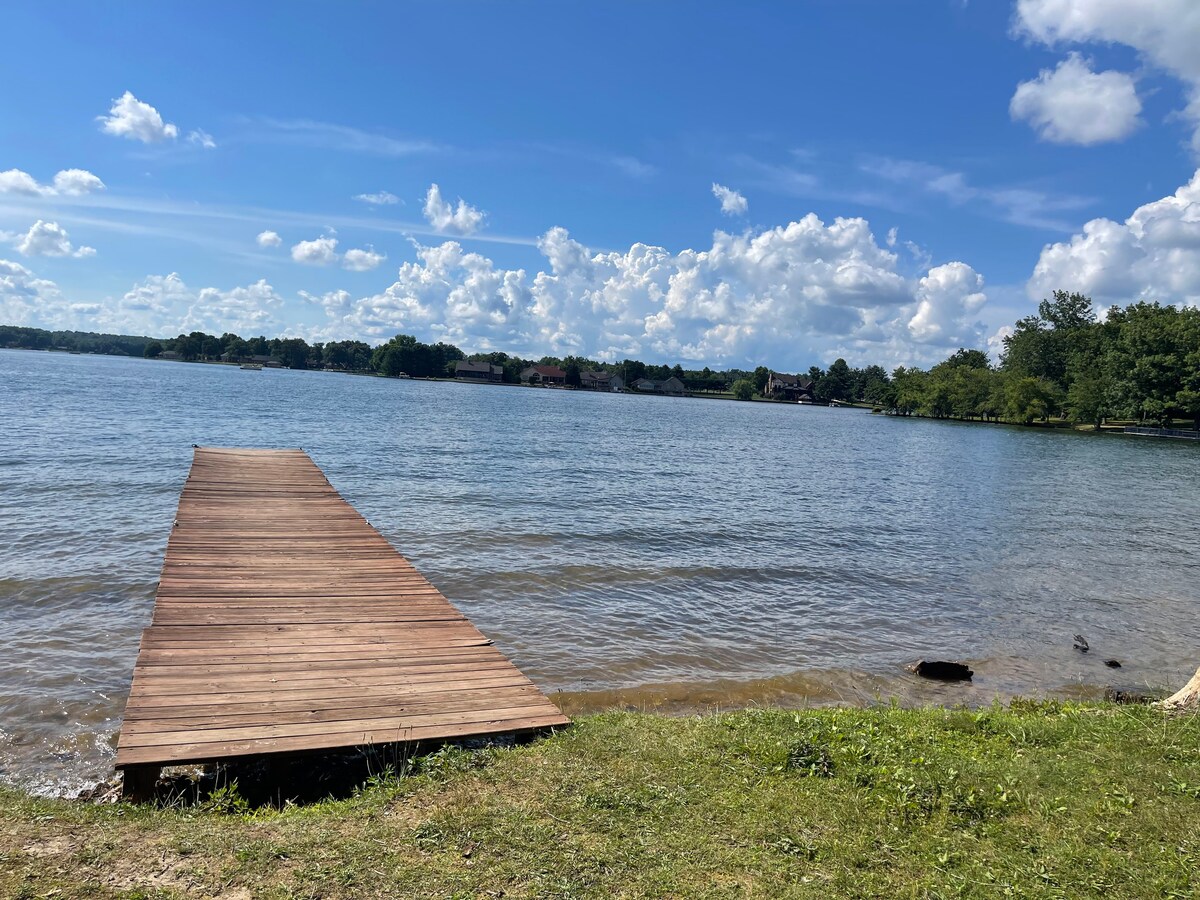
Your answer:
[1,350,1198,792]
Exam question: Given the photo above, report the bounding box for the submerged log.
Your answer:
[908,660,973,681]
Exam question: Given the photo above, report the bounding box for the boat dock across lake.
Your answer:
[116,447,569,799]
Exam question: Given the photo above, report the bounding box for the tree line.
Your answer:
[2,290,1196,428]
[883,293,1200,429]
[0,326,155,358]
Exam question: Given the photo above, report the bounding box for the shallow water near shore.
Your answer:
[1,349,1197,795]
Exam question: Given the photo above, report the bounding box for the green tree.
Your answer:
[752,366,770,394]
[172,333,202,360]
[225,337,250,362]
[272,337,311,369]
[856,365,890,405]
[622,359,647,382]
[731,378,755,401]
[199,334,222,360]
[890,366,927,416]
[323,340,371,371]
[143,340,163,359]
[1003,376,1057,425]
[1106,303,1197,424]
[1066,366,1112,429]
[565,360,582,387]
[1178,346,1200,429]
[1039,290,1095,332]
[816,357,852,402]
[1002,291,1096,400]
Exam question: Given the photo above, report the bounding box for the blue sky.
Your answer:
[2,1,1199,370]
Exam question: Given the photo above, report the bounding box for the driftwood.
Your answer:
[1157,666,1200,711]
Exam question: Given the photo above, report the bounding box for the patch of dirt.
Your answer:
[103,849,209,894]
[21,835,79,858]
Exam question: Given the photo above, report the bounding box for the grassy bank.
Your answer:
[4,703,1199,899]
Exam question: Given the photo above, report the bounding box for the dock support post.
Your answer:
[120,765,160,803]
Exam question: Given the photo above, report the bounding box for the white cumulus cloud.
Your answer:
[1028,168,1200,306]
[12,221,95,258]
[1010,53,1142,145]
[422,184,485,235]
[290,235,339,266]
[0,168,105,197]
[98,91,179,143]
[711,183,749,216]
[115,272,286,335]
[323,213,989,369]
[300,289,353,317]
[354,191,400,205]
[908,263,987,343]
[52,169,106,195]
[0,258,66,327]
[0,170,43,195]
[342,246,386,272]
[256,230,282,248]
[1015,0,1200,151]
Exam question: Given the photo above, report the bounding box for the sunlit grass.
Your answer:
[3,703,1198,898]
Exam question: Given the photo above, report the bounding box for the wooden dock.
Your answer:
[116,447,568,796]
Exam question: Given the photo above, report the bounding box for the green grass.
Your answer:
[3,703,1199,898]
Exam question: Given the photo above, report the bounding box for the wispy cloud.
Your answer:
[607,154,657,179]
[247,118,443,157]
[354,191,401,206]
[0,190,541,252]
[518,142,658,179]
[858,155,1094,231]
[734,154,902,212]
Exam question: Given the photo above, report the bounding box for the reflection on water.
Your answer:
[0,349,1197,794]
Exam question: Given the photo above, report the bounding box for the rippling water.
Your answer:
[1,349,1198,794]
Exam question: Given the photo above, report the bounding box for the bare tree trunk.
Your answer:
[1157,666,1200,710]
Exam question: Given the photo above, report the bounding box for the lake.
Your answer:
[1,349,1198,795]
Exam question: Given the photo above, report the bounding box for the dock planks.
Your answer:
[116,448,568,784]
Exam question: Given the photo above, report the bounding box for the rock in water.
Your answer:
[1073,634,1089,653]
[1104,659,1122,668]
[908,660,973,681]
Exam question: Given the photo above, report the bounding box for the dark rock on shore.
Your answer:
[908,660,973,681]
[1104,659,1122,668]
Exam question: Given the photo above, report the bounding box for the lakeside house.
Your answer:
[767,371,815,401]
[455,360,504,382]
[632,375,686,396]
[579,370,625,392]
[218,351,282,367]
[520,364,567,385]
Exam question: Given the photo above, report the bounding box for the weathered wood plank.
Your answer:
[116,715,571,766]
[116,447,568,770]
